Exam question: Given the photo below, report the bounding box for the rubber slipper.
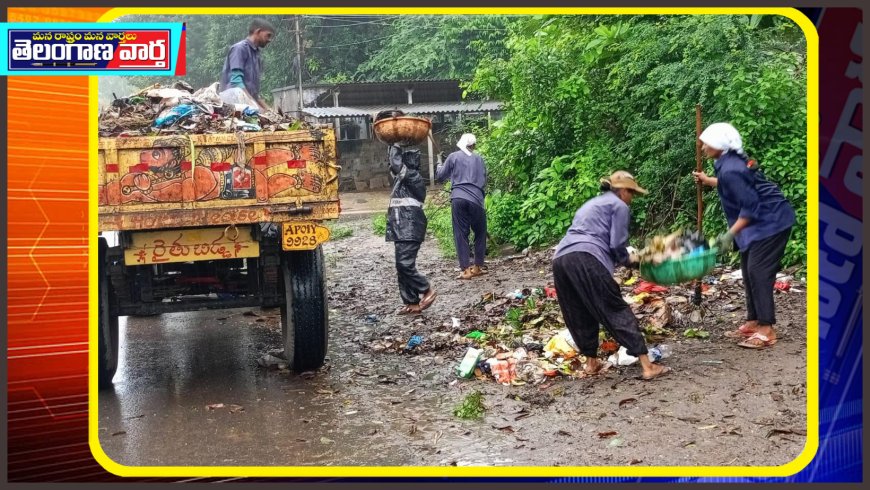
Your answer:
[641,366,672,381]
[737,332,777,349]
[419,290,438,311]
[724,324,757,339]
[397,305,422,316]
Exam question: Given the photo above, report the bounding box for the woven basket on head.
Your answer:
[373,116,432,146]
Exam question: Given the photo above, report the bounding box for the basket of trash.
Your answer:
[639,248,718,285]
[373,115,432,146]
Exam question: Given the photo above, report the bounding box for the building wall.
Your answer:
[337,139,441,192]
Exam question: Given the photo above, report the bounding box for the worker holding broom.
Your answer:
[552,171,671,381]
[693,123,795,349]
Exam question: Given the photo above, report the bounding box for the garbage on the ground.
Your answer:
[100,82,308,137]
[608,346,638,366]
[557,329,578,351]
[406,335,423,351]
[774,281,791,292]
[703,275,719,285]
[600,339,619,354]
[633,281,669,294]
[648,344,672,363]
[448,266,748,384]
[487,357,518,384]
[257,354,288,370]
[457,347,484,378]
[543,335,578,359]
[452,317,462,329]
[725,270,744,281]
[544,286,558,298]
[364,314,379,324]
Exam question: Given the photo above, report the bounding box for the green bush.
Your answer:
[326,222,354,240]
[424,203,457,259]
[371,213,387,236]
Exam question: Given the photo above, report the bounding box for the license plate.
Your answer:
[124,226,259,265]
[282,221,330,251]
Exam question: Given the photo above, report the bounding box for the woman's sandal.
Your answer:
[737,332,778,349]
[724,323,758,339]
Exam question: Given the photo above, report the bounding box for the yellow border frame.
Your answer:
[89,6,819,478]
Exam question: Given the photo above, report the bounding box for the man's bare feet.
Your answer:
[638,354,672,380]
[584,357,606,375]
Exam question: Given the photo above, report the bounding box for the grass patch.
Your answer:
[326,222,354,240]
[453,390,486,420]
[371,213,387,236]
[424,203,457,259]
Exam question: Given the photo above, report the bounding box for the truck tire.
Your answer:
[98,237,120,389]
[280,246,328,372]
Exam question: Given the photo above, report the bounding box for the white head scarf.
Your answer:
[699,122,744,154]
[457,133,477,156]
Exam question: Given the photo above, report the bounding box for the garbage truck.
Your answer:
[97,127,340,388]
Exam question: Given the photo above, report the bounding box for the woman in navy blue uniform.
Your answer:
[693,123,796,349]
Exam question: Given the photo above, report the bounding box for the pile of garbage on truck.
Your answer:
[99,81,309,137]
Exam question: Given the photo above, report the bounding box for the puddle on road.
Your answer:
[98,309,510,467]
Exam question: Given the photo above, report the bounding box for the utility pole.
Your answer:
[294,15,304,117]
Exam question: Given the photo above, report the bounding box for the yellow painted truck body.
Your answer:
[97,127,340,232]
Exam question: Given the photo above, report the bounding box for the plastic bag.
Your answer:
[543,335,578,359]
[192,82,223,112]
[154,104,199,128]
[219,87,259,111]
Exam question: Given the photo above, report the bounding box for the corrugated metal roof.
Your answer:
[272,79,460,93]
[303,101,502,118]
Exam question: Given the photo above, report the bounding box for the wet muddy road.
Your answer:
[98,218,807,467]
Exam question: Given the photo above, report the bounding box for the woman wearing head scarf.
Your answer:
[552,171,671,380]
[436,133,489,279]
[693,123,796,349]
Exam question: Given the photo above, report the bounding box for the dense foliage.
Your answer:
[469,15,807,265]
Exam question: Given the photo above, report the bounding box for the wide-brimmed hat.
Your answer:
[601,170,648,195]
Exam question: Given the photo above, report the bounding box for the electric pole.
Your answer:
[295,15,304,117]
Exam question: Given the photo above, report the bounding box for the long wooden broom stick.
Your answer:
[693,104,703,306]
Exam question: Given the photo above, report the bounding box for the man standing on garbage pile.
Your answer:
[220,18,275,112]
[386,144,438,315]
[693,122,795,350]
[436,133,489,280]
[552,171,671,381]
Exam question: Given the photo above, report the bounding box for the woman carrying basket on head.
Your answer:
[693,123,796,349]
[552,171,671,381]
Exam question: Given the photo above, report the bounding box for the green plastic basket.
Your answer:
[639,248,718,286]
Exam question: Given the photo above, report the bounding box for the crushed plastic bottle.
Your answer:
[456,347,484,378]
[648,344,672,363]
